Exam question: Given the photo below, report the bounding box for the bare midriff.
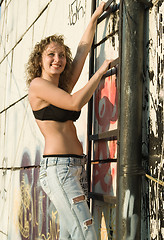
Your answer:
[36,120,83,155]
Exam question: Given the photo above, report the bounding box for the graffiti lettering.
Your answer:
[94,202,116,240]
[69,0,86,25]
[123,190,138,240]
[18,150,59,240]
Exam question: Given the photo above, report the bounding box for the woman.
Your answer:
[26,2,111,239]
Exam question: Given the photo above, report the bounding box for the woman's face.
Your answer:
[41,42,67,78]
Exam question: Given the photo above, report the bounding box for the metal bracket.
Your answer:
[136,0,153,8]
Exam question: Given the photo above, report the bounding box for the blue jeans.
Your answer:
[39,155,97,240]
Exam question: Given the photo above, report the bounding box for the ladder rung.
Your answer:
[98,3,120,24]
[89,129,117,141]
[91,58,119,78]
[109,57,119,68]
[88,192,116,204]
[104,0,115,11]
[102,67,117,78]
[91,158,117,164]
[94,30,118,48]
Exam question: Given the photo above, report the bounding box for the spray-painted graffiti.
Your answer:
[93,140,117,193]
[93,75,118,195]
[68,0,87,25]
[18,150,59,240]
[92,75,118,239]
[123,190,138,240]
[93,201,116,240]
[95,75,118,129]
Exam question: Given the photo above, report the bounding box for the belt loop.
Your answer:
[68,157,71,166]
[46,158,48,168]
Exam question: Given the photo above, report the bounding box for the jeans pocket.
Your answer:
[57,165,83,186]
[56,165,70,185]
[69,165,82,178]
[39,168,51,195]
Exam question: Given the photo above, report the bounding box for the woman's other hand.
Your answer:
[97,59,112,76]
[92,1,106,20]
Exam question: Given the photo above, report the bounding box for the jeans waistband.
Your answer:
[40,154,87,168]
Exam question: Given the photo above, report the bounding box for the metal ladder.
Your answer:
[86,0,121,234]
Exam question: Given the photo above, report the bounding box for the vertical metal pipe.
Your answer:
[87,0,96,197]
[116,0,145,239]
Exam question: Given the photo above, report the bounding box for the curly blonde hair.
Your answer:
[25,34,73,92]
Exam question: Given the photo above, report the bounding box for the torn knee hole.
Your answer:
[84,218,93,226]
[83,218,93,230]
[72,195,85,204]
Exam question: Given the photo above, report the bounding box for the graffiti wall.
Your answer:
[0,0,91,239]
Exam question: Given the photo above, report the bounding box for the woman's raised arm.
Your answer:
[30,59,111,111]
[69,1,106,91]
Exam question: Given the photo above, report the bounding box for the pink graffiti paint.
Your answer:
[95,75,118,130]
[93,140,117,193]
[93,75,118,194]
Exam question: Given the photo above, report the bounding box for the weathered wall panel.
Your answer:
[11,31,32,104]
[0,1,8,62]
[142,1,164,239]
[0,0,91,239]
[0,169,13,239]
[5,0,19,54]
[0,99,44,168]
[147,1,164,239]
[0,56,7,110]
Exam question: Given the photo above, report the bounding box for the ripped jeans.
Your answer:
[39,155,97,240]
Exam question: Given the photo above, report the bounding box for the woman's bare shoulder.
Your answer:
[29,77,57,95]
[29,77,49,89]
[28,78,49,108]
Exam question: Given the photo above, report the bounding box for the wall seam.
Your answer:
[0,0,53,65]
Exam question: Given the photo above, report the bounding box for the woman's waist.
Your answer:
[43,133,83,155]
[41,154,87,167]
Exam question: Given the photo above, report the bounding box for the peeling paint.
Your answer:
[144,0,164,239]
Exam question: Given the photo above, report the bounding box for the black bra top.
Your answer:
[32,104,81,122]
